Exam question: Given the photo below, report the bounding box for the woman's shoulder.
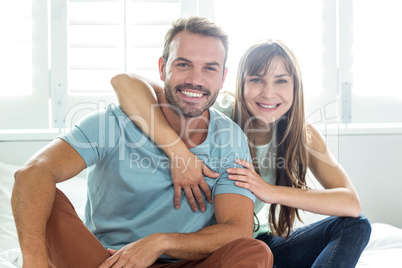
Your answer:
[212,91,235,119]
[304,123,329,157]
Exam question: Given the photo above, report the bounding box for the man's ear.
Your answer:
[219,67,228,90]
[158,57,166,82]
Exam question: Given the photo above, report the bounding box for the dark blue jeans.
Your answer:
[256,215,371,268]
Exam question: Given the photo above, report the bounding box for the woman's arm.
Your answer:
[298,124,361,216]
[110,74,218,212]
[228,124,361,217]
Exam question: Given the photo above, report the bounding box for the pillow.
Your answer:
[364,223,402,250]
[0,162,21,251]
[357,223,402,267]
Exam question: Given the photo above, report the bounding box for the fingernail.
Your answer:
[227,168,232,172]
[201,207,206,212]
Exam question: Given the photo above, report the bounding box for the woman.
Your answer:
[111,39,371,267]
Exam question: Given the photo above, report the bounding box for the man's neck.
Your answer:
[158,96,210,149]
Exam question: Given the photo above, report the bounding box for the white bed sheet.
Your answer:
[1,161,401,267]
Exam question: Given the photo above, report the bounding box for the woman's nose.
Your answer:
[260,85,274,98]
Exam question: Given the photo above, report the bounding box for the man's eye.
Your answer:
[178,63,188,67]
[206,67,217,72]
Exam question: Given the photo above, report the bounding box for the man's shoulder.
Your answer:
[60,103,134,148]
[75,103,132,130]
[209,107,242,133]
[207,107,248,152]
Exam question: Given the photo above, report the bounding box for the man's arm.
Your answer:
[11,138,86,267]
[164,193,254,259]
[100,193,254,267]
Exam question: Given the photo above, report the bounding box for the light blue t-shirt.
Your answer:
[59,103,255,262]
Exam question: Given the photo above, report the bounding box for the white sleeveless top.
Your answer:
[213,92,277,236]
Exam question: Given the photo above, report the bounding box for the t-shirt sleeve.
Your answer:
[58,107,119,167]
[213,139,255,203]
[205,113,256,203]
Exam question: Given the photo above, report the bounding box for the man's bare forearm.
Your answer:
[11,165,56,267]
[159,194,254,260]
[161,221,253,260]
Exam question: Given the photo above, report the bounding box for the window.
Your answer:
[0,0,49,130]
[67,1,181,94]
[348,0,402,124]
[0,1,32,96]
[214,0,332,120]
[1,0,401,135]
[54,0,184,129]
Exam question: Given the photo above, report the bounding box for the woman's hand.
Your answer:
[169,150,219,212]
[227,159,275,204]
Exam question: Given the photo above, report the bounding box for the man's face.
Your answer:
[159,31,227,118]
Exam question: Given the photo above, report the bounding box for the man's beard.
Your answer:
[164,82,219,118]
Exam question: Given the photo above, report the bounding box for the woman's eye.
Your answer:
[277,79,287,84]
[250,78,263,83]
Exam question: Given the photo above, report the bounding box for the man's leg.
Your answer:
[198,237,273,268]
[47,188,110,268]
[150,237,273,268]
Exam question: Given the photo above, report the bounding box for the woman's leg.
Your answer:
[47,188,110,268]
[256,215,371,268]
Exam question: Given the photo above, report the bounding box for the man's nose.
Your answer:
[184,68,205,87]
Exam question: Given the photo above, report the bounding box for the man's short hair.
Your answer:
[162,16,229,70]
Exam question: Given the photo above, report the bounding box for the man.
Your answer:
[12,17,273,267]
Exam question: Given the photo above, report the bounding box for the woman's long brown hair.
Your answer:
[233,40,310,237]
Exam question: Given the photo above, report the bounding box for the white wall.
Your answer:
[339,133,402,228]
[1,130,401,228]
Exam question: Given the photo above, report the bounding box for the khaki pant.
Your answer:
[47,189,273,268]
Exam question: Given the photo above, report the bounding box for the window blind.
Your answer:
[68,0,180,94]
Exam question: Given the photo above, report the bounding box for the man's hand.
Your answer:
[98,234,167,268]
[169,150,219,212]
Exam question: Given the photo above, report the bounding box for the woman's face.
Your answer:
[243,57,294,126]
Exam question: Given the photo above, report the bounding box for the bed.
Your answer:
[1,161,402,267]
